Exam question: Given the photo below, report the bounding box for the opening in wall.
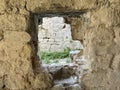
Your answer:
[38,17,83,64]
[34,12,89,90]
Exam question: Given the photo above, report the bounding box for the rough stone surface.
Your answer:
[26,0,96,12]
[51,84,65,90]
[0,0,119,90]
[0,14,27,31]
[42,63,82,90]
[82,1,120,90]
[66,84,82,90]
[42,63,78,80]
[38,17,82,52]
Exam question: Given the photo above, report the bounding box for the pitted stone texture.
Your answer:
[0,78,3,89]
[0,30,3,41]
[114,27,120,45]
[82,3,120,90]
[90,7,120,28]
[4,31,31,42]
[26,0,96,12]
[0,0,5,14]
[0,0,119,90]
[33,73,53,89]
[0,61,10,77]
[70,18,83,41]
[0,14,27,31]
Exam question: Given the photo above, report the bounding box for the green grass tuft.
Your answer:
[40,48,70,64]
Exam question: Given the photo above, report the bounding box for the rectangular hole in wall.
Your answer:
[35,12,84,65]
[34,11,89,89]
[38,16,83,64]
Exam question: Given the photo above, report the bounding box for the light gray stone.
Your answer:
[66,84,82,90]
[51,84,65,90]
[38,17,82,52]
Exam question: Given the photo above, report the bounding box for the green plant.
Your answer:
[42,59,51,64]
[40,48,70,64]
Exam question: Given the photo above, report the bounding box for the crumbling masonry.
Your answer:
[0,0,120,90]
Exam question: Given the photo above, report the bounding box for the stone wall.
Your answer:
[38,17,82,52]
[0,0,119,90]
[82,1,120,89]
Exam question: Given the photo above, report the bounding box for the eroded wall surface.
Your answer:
[0,0,119,90]
[82,1,120,90]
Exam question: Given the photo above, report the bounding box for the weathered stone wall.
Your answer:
[82,1,120,90]
[38,17,82,52]
[0,0,119,90]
